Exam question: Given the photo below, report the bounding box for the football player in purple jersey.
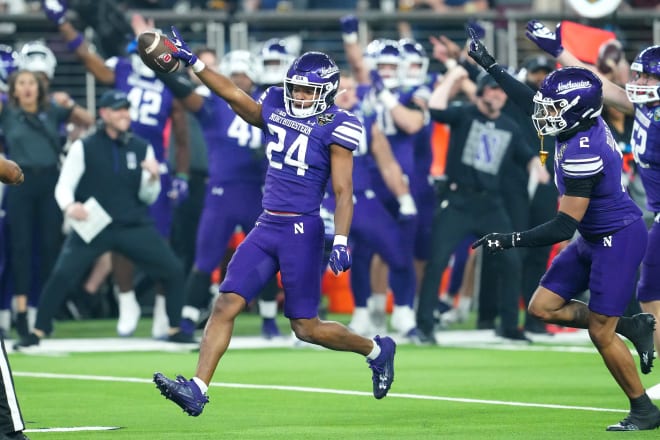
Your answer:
[468,25,660,431]
[341,16,427,337]
[150,28,397,415]
[41,1,192,339]
[334,72,417,336]
[525,20,660,399]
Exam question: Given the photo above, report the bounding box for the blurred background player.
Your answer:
[341,17,426,338]
[334,71,417,337]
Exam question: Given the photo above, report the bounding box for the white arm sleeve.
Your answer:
[139,145,161,205]
[55,139,85,210]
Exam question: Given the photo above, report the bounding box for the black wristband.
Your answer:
[155,71,196,99]
[515,212,579,248]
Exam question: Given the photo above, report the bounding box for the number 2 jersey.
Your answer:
[258,87,363,215]
[554,117,641,239]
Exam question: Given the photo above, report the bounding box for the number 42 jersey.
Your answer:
[259,87,363,214]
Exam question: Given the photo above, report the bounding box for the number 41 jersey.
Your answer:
[259,87,363,214]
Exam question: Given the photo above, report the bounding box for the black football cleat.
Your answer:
[628,313,656,375]
[606,407,660,431]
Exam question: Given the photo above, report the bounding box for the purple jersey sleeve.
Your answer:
[352,111,377,192]
[555,117,641,238]
[195,86,266,185]
[632,104,660,212]
[259,87,362,214]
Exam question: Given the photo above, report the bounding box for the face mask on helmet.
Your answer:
[532,67,603,136]
[0,45,18,92]
[220,50,260,84]
[365,39,402,90]
[398,39,428,88]
[18,41,57,80]
[284,51,339,118]
[625,45,660,104]
[260,38,295,86]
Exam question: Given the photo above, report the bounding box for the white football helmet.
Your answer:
[18,41,57,80]
[220,50,260,84]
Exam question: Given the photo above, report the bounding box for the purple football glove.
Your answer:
[339,14,359,35]
[466,23,496,69]
[466,19,485,40]
[169,26,198,67]
[328,243,351,275]
[525,20,563,58]
[370,70,386,94]
[42,0,67,25]
[169,175,189,205]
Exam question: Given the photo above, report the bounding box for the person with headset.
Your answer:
[415,65,549,344]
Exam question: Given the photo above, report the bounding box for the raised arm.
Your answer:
[370,122,417,220]
[41,0,116,85]
[466,23,536,116]
[340,15,370,85]
[167,27,263,128]
[525,20,632,115]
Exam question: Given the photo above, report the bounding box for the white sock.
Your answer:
[182,305,201,323]
[118,290,137,305]
[458,297,472,314]
[368,293,387,311]
[351,307,369,321]
[258,300,277,319]
[366,339,382,360]
[192,377,208,394]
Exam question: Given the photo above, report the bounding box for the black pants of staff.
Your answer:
[0,337,25,435]
[417,190,522,335]
[5,167,62,296]
[34,223,185,335]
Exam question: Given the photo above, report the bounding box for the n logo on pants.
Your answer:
[294,222,304,234]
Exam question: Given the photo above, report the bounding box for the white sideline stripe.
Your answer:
[13,372,627,414]
[6,329,597,354]
[26,427,120,432]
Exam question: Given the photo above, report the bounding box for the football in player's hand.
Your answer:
[137,30,180,74]
[0,158,23,185]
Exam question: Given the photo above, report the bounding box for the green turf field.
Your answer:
[7,314,660,439]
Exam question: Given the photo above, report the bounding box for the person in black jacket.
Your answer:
[415,64,550,344]
[13,90,193,349]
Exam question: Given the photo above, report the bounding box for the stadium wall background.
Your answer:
[0,8,657,110]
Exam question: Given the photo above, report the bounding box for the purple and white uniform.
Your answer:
[345,109,416,309]
[219,87,362,318]
[632,103,660,302]
[541,118,646,316]
[192,85,266,273]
